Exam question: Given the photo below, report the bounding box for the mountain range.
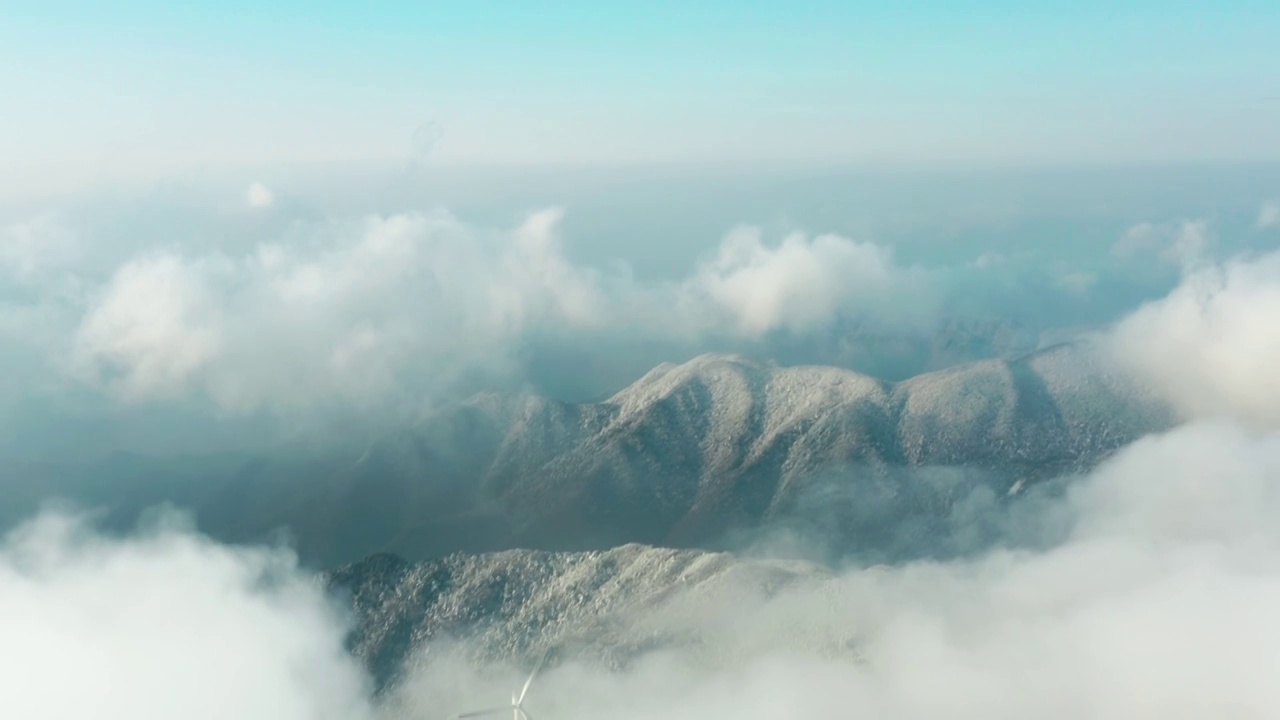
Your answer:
[297,339,1170,564]
[4,340,1173,569]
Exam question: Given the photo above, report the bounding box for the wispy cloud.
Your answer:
[1112,219,1213,270]
[246,182,276,209]
[0,215,80,283]
[1258,200,1280,231]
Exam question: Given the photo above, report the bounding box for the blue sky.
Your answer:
[4,2,1280,198]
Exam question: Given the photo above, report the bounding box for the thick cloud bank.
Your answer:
[9,195,1265,420]
[1108,247,1280,428]
[4,209,1280,719]
[376,246,1280,717]
[50,208,936,413]
[393,419,1280,720]
[9,425,1279,719]
[0,510,375,720]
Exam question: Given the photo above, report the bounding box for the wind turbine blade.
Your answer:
[516,655,545,705]
[516,671,536,705]
[517,709,534,720]
[454,707,515,719]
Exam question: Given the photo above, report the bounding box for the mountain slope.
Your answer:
[325,544,841,693]
[349,341,1171,561]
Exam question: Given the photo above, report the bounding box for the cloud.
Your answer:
[9,200,1280,719]
[1111,221,1163,258]
[69,211,483,411]
[12,199,1247,419]
[1112,219,1213,269]
[489,207,614,333]
[0,215,80,282]
[1107,246,1280,429]
[12,340,1280,720]
[1056,270,1097,296]
[382,255,1280,714]
[51,207,940,413]
[0,508,375,720]
[685,226,933,338]
[15,277,1280,720]
[968,251,1006,269]
[73,253,226,401]
[1258,200,1280,231]
[246,182,275,209]
[386,417,1280,720]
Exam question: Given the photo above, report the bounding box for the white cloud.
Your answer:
[1056,270,1097,296]
[55,208,936,413]
[394,418,1280,720]
[685,227,932,338]
[16,371,1280,720]
[0,215,80,282]
[60,209,630,412]
[968,251,1007,269]
[1164,220,1213,268]
[1258,200,1280,230]
[10,204,1265,424]
[11,348,1280,720]
[73,253,226,402]
[246,182,276,209]
[490,207,612,332]
[0,509,375,720]
[1112,220,1213,269]
[8,204,1280,719]
[386,259,1280,713]
[829,420,1280,718]
[1111,221,1163,258]
[71,213,458,410]
[1107,247,1280,429]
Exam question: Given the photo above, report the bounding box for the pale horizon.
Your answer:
[6,3,1280,201]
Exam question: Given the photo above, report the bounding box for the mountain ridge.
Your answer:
[2,340,1174,568]
[339,340,1170,562]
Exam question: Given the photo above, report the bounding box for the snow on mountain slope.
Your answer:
[390,341,1172,558]
[325,544,842,693]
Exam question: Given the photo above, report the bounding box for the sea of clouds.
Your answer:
[2,183,1279,718]
[5,184,1267,418]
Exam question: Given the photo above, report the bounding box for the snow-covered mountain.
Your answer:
[319,337,1175,692]
[335,340,1171,564]
[4,340,1173,568]
[325,543,842,693]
